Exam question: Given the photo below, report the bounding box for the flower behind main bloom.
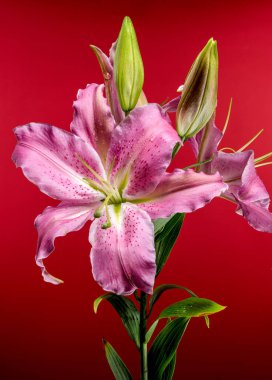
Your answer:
[12,83,227,295]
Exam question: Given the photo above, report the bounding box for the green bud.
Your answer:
[177,38,218,141]
[114,16,144,113]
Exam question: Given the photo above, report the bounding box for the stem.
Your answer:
[140,292,148,380]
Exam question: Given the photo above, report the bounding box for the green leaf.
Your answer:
[103,339,132,380]
[177,38,218,141]
[146,319,159,343]
[114,16,144,112]
[162,354,176,380]
[149,284,197,313]
[148,317,190,379]
[159,297,226,319]
[154,213,185,276]
[94,293,140,348]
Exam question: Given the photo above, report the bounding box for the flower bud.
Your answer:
[114,16,144,113]
[177,38,218,141]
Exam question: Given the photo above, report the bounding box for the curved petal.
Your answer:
[89,203,156,295]
[189,117,223,173]
[35,201,98,284]
[71,84,115,164]
[136,169,228,219]
[90,45,124,124]
[107,104,180,198]
[212,151,270,206]
[12,123,105,201]
[236,200,272,233]
[162,96,181,113]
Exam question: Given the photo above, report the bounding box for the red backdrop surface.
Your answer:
[1,0,272,379]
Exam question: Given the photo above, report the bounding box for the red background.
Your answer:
[1,0,272,378]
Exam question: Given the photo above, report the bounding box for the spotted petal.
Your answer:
[71,83,115,164]
[107,104,180,198]
[89,203,156,295]
[12,123,105,201]
[137,169,228,219]
[35,201,98,285]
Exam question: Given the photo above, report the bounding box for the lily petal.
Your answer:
[12,123,105,201]
[35,201,97,285]
[107,104,180,198]
[235,200,272,233]
[162,96,181,113]
[90,45,124,124]
[189,117,223,172]
[136,169,228,219]
[90,203,156,295]
[71,84,115,164]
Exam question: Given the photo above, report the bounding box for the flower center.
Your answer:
[76,154,123,228]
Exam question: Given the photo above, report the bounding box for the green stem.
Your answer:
[140,292,148,380]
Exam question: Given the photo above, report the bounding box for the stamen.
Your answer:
[94,193,112,218]
[220,147,236,153]
[222,98,233,135]
[254,152,272,164]
[107,158,116,180]
[76,153,106,185]
[237,129,264,152]
[82,178,107,195]
[182,156,213,170]
[255,161,272,168]
[102,205,112,229]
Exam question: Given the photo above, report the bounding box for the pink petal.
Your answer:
[212,151,270,205]
[137,169,228,219]
[90,45,124,124]
[12,123,105,201]
[35,201,97,285]
[189,118,223,172]
[236,201,272,233]
[71,84,115,164]
[162,96,181,113]
[107,104,180,198]
[89,203,156,295]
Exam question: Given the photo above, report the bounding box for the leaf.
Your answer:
[162,354,176,380]
[103,339,132,380]
[148,317,190,379]
[154,213,185,276]
[94,293,140,348]
[159,297,226,319]
[149,284,197,313]
[146,319,159,343]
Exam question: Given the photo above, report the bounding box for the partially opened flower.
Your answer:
[12,83,227,295]
[189,113,272,232]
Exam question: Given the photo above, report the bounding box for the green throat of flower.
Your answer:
[76,153,124,229]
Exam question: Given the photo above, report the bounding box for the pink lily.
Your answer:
[12,84,227,295]
[189,116,272,233]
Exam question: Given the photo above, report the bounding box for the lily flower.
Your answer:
[12,84,227,295]
[189,112,272,233]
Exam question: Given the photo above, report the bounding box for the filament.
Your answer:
[222,98,233,135]
[237,129,264,152]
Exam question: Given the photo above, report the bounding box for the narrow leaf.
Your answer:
[103,339,132,380]
[150,284,197,313]
[148,317,190,379]
[154,213,185,276]
[94,293,140,348]
[146,319,159,343]
[159,297,226,319]
[162,354,176,380]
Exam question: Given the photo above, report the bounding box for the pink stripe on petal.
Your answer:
[35,201,98,285]
[12,123,105,201]
[71,84,115,164]
[137,169,228,219]
[107,104,180,198]
[90,203,156,295]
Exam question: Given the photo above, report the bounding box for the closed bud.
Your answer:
[177,38,218,141]
[114,16,144,113]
